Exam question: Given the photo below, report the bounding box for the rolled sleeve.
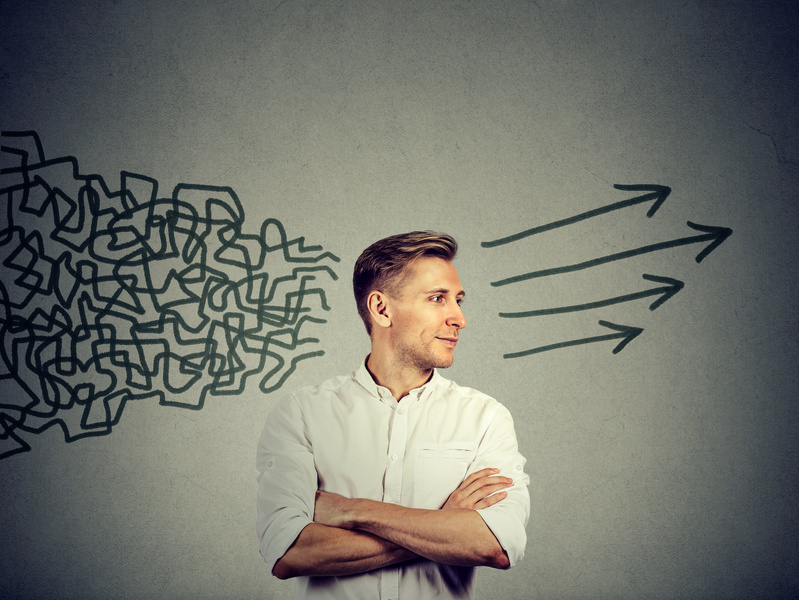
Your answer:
[473,405,531,567]
[256,395,317,573]
[476,484,529,567]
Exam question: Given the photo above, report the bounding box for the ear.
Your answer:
[367,290,392,330]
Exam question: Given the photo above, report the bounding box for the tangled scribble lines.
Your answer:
[0,131,340,460]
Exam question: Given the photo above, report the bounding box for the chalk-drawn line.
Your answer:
[499,274,684,318]
[0,130,340,460]
[503,320,643,359]
[483,182,733,359]
[491,221,732,287]
[481,184,671,248]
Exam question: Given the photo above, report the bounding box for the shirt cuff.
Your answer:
[475,504,527,567]
[260,513,314,573]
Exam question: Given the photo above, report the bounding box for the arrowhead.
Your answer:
[613,184,672,217]
[686,221,733,263]
[597,320,644,354]
[642,274,685,310]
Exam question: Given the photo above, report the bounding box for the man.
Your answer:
[256,232,529,599]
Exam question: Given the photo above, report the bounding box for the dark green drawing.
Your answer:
[502,320,643,359]
[489,221,731,287]
[485,184,732,359]
[481,184,672,248]
[498,274,684,318]
[0,131,340,460]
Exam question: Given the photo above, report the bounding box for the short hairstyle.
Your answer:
[353,231,458,335]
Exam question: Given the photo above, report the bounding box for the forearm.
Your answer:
[272,522,418,579]
[338,500,509,569]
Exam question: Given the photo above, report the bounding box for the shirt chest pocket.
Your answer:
[413,445,476,509]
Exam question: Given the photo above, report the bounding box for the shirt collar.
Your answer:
[354,356,441,402]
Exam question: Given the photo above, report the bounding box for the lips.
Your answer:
[437,337,458,347]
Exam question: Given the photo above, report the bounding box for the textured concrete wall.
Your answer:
[1,1,797,598]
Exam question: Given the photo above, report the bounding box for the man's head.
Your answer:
[353,232,459,335]
[354,232,466,374]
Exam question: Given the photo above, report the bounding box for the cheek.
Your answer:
[421,321,442,340]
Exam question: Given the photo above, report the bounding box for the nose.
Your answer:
[447,304,466,329]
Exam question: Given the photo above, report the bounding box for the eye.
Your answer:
[430,295,443,302]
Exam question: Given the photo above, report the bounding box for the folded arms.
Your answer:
[273,468,513,579]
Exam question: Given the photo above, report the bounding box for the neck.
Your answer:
[366,350,432,400]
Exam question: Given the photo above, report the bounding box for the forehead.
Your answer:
[399,257,464,294]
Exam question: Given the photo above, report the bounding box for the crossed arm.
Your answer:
[272,468,513,580]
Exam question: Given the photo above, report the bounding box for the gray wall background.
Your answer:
[1,1,797,598]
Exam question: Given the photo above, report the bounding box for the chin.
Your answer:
[434,357,455,369]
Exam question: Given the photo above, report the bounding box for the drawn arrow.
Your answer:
[491,221,732,287]
[503,320,643,359]
[481,184,671,248]
[499,274,684,318]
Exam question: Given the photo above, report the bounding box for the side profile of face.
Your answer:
[386,257,467,372]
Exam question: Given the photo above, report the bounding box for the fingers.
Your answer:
[471,480,513,497]
[460,467,501,487]
[461,470,513,509]
[474,489,508,510]
[442,468,514,510]
[458,470,513,499]
[459,469,507,493]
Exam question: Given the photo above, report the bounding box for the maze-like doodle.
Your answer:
[0,131,340,459]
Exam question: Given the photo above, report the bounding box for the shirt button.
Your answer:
[397,408,404,415]
[515,464,523,471]
[267,460,274,468]
[391,454,399,461]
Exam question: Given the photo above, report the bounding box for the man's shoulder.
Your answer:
[433,372,505,410]
[287,371,356,400]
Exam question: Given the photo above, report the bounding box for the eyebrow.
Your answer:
[423,287,466,298]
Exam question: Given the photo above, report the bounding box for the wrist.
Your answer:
[344,497,372,530]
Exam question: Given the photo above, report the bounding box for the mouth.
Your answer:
[437,337,458,348]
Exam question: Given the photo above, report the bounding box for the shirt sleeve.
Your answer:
[255,394,317,573]
[473,403,531,568]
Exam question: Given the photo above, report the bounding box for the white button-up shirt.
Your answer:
[256,360,530,599]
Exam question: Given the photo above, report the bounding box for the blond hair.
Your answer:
[353,231,458,334]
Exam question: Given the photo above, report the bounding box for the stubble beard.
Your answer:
[396,336,455,372]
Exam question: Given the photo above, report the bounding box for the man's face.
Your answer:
[387,257,467,371]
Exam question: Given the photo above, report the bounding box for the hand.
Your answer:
[441,468,513,511]
[313,490,356,529]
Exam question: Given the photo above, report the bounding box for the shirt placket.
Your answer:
[380,391,410,600]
